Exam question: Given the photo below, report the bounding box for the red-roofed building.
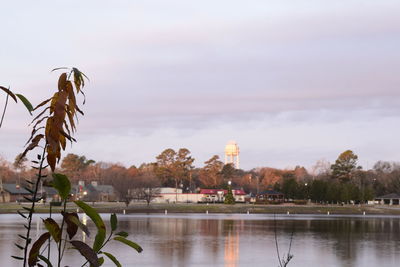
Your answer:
[200,189,246,203]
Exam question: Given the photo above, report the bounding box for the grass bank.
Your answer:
[2,202,400,216]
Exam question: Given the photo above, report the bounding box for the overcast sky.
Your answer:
[1,0,400,170]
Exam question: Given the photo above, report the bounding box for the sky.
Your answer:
[1,0,400,170]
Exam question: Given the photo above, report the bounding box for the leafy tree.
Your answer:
[221,163,236,182]
[60,153,95,182]
[281,175,298,200]
[155,148,194,193]
[199,155,224,187]
[310,180,327,203]
[175,148,195,189]
[325,182,340,203]
[224,187,235,204]
[155,148,177,186]
[331,150,361,182]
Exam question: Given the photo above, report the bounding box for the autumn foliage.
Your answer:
[20,68,87,171]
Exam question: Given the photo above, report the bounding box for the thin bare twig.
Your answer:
[274,214,282,267]
[0,92,10,128]
[274,214,295,267]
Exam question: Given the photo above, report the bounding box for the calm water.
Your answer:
[1,213,400,267]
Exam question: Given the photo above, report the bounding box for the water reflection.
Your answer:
[224,220,239,267]
[0,214,399,266]
[82,213,87,242]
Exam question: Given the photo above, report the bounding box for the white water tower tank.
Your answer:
[224,141,240,169]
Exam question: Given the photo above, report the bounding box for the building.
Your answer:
[151,187,247,203]
[225,141,240,169]
[375,193,400,205]
[72,181,117,202]
[1,184,30,202]
[256,190,284,203]
[200,189,246,203]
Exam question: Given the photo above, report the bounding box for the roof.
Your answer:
[200,189,224,195]
[43,186,58,195]
[2,184,30,194]
[82,184,115,194]
[259,190,283,195]
[376,193,400,199]
[95,185,114,194]
[200,189,247,195]
[233,189,246,195]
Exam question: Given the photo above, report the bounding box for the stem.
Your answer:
[0,92,10,128]
[274,214,282,267]
[58,200,68,267]
[60,233,68,262]
[23,144,47,267]
[48,203,52,261]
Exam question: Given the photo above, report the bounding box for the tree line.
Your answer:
[1,149,400,204]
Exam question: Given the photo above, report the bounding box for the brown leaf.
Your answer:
[70,241,100,267]
[58,73,67,92]
[61,211,79,239]
[30,107,50,125]
[28,232,50,267]
[60,134,66,150]
[33,98,51,111]
[20,134,44,160]
[49,92,59,114]
[0,86,18,103]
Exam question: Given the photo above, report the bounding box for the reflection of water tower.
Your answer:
[225,141,240,169]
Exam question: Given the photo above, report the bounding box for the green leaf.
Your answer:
[43,218,61,243]
[99,257,104,266]
[37,255,53,267]
[74,200,105,252]
[15,93,33,115]
[0,86,17,102]
[113,236,143,253]
[11,256,24,261]
[70,241,100,267]
[110,213,117,231]
[28,232,50,267]
[102,252,121,267]
[52,173,71,200]
[115,231,128,238]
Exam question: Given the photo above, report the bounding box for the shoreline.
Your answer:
[1,202,400,216]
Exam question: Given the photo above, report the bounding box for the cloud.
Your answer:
[1,0,400,169]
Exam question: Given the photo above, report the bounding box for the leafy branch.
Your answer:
[0,86,33,128]
[11,67,142,267]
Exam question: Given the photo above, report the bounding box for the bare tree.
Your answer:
[133,172,160,206]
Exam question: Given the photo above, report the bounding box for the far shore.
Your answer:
[1,202,400,216]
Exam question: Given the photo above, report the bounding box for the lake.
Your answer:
[1,213,399,266]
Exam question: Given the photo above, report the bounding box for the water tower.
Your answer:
[225,141,240,169]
